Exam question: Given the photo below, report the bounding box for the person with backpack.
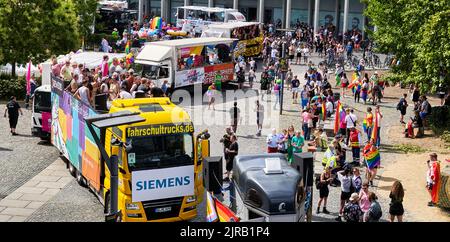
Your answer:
[316,167,333,214]
[365,192,382,222]
[336,168,353,222]
[397,93,408,124]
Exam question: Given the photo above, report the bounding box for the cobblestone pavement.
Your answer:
[5,50,399,222]
[0,106,60,200]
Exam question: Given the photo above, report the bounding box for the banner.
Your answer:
[204,63,234,84]
[175,67,205,88]
[131,165,195,202]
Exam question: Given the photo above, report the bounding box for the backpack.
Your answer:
[315,174,322,190]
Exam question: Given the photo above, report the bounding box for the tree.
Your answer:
[73,0,98,48]
[364,0,450,93]
[0,0,81,77]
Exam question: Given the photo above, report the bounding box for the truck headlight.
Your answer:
[186,196,196,203]
[126,202,140,210]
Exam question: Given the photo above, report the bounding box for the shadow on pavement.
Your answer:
[0,147,13,151]
[38,141,53,146]
[15,133,35,138]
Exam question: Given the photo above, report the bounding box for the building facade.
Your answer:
[128,0,367,35]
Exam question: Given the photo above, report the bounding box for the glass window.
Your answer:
[33,91,51,113]
[142,65,169,79]
[127,134,194,170]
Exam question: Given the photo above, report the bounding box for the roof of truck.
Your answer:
[109,97,193,127]
[146,37,237,47]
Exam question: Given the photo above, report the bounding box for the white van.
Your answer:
[135,37,237,92]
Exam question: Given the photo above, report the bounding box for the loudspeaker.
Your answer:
[203,156,223,195]
[95,94,108,112]
[292,153,314,187]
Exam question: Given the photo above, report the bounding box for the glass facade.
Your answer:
[130,0,366,33]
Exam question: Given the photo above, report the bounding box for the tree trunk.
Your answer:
[11,62,16,78]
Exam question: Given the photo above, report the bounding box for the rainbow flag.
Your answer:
[365,148,380,170]
[214,197,240,222]
[321,101,326,121]
[371,112,379,143]
[362,118,368,133]
[125,41,130,54]
[206,192,218,222]
[26,60,32,95]
[334,101,344,134]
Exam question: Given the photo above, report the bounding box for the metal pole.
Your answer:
[280,42,285,115]
[110,154,119,221]
[313,0,320,34]
[342,0,349,44]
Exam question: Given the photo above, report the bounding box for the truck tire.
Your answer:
[68,163,76,177]
[75,169,86,187]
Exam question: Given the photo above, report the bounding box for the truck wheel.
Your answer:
[68,163,76,177]
[75,170,86,187]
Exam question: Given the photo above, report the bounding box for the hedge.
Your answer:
[428,105,450,135]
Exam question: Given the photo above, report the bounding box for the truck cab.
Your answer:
[31,85,51,140]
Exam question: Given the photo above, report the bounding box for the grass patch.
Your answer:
[393,144,427,153]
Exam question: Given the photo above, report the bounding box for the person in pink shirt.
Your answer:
[302,108,313,140]
[101,55,109,77]
[359,181,371,214]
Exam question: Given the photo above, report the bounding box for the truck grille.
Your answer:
[141,197,184,220]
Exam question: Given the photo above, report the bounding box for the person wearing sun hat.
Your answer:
[343,193,363,222]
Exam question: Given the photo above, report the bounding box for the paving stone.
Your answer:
[15,187,47,195]
[42,188,61,196]
[0,199,31,208]
[31,175,61,182]
[49,170,71,177]
[26,201,45,209]
[22,180,41,188]
[19,194,53,202]
[0,215,12,222]
[8,216,27,222]
[57,177,74,184]
[1,207,36,217]
[6,192,24,200]
[36,182,67,189]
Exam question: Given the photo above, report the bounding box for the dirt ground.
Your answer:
[376,151,450,222]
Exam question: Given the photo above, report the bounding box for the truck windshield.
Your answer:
[141,64,169,79]
[127,134,194,170]
[33,91,51,113]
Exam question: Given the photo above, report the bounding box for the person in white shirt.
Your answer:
[302,46,310,64]
[336,169,353,222]
[271,48,278,63]
[326,100,333,117]
[344,108,358,144]
[74,80,91,107]
[119,84,132,99]
[267,128,280,153]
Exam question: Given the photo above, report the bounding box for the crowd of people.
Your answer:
[51,55,168,109]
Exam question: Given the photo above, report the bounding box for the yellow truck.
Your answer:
[50,71,209,221]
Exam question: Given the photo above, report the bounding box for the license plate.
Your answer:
[155,207,171,213]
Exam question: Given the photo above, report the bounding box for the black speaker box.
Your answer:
[203,156,223,195]
[292,152,314,187]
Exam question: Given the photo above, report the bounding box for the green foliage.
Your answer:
[429,105,450,135]
[364,0,450,93]
[393,144,427,153]
[441,131,450,149]
[0,77,26,100]
[0,0,97,76]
